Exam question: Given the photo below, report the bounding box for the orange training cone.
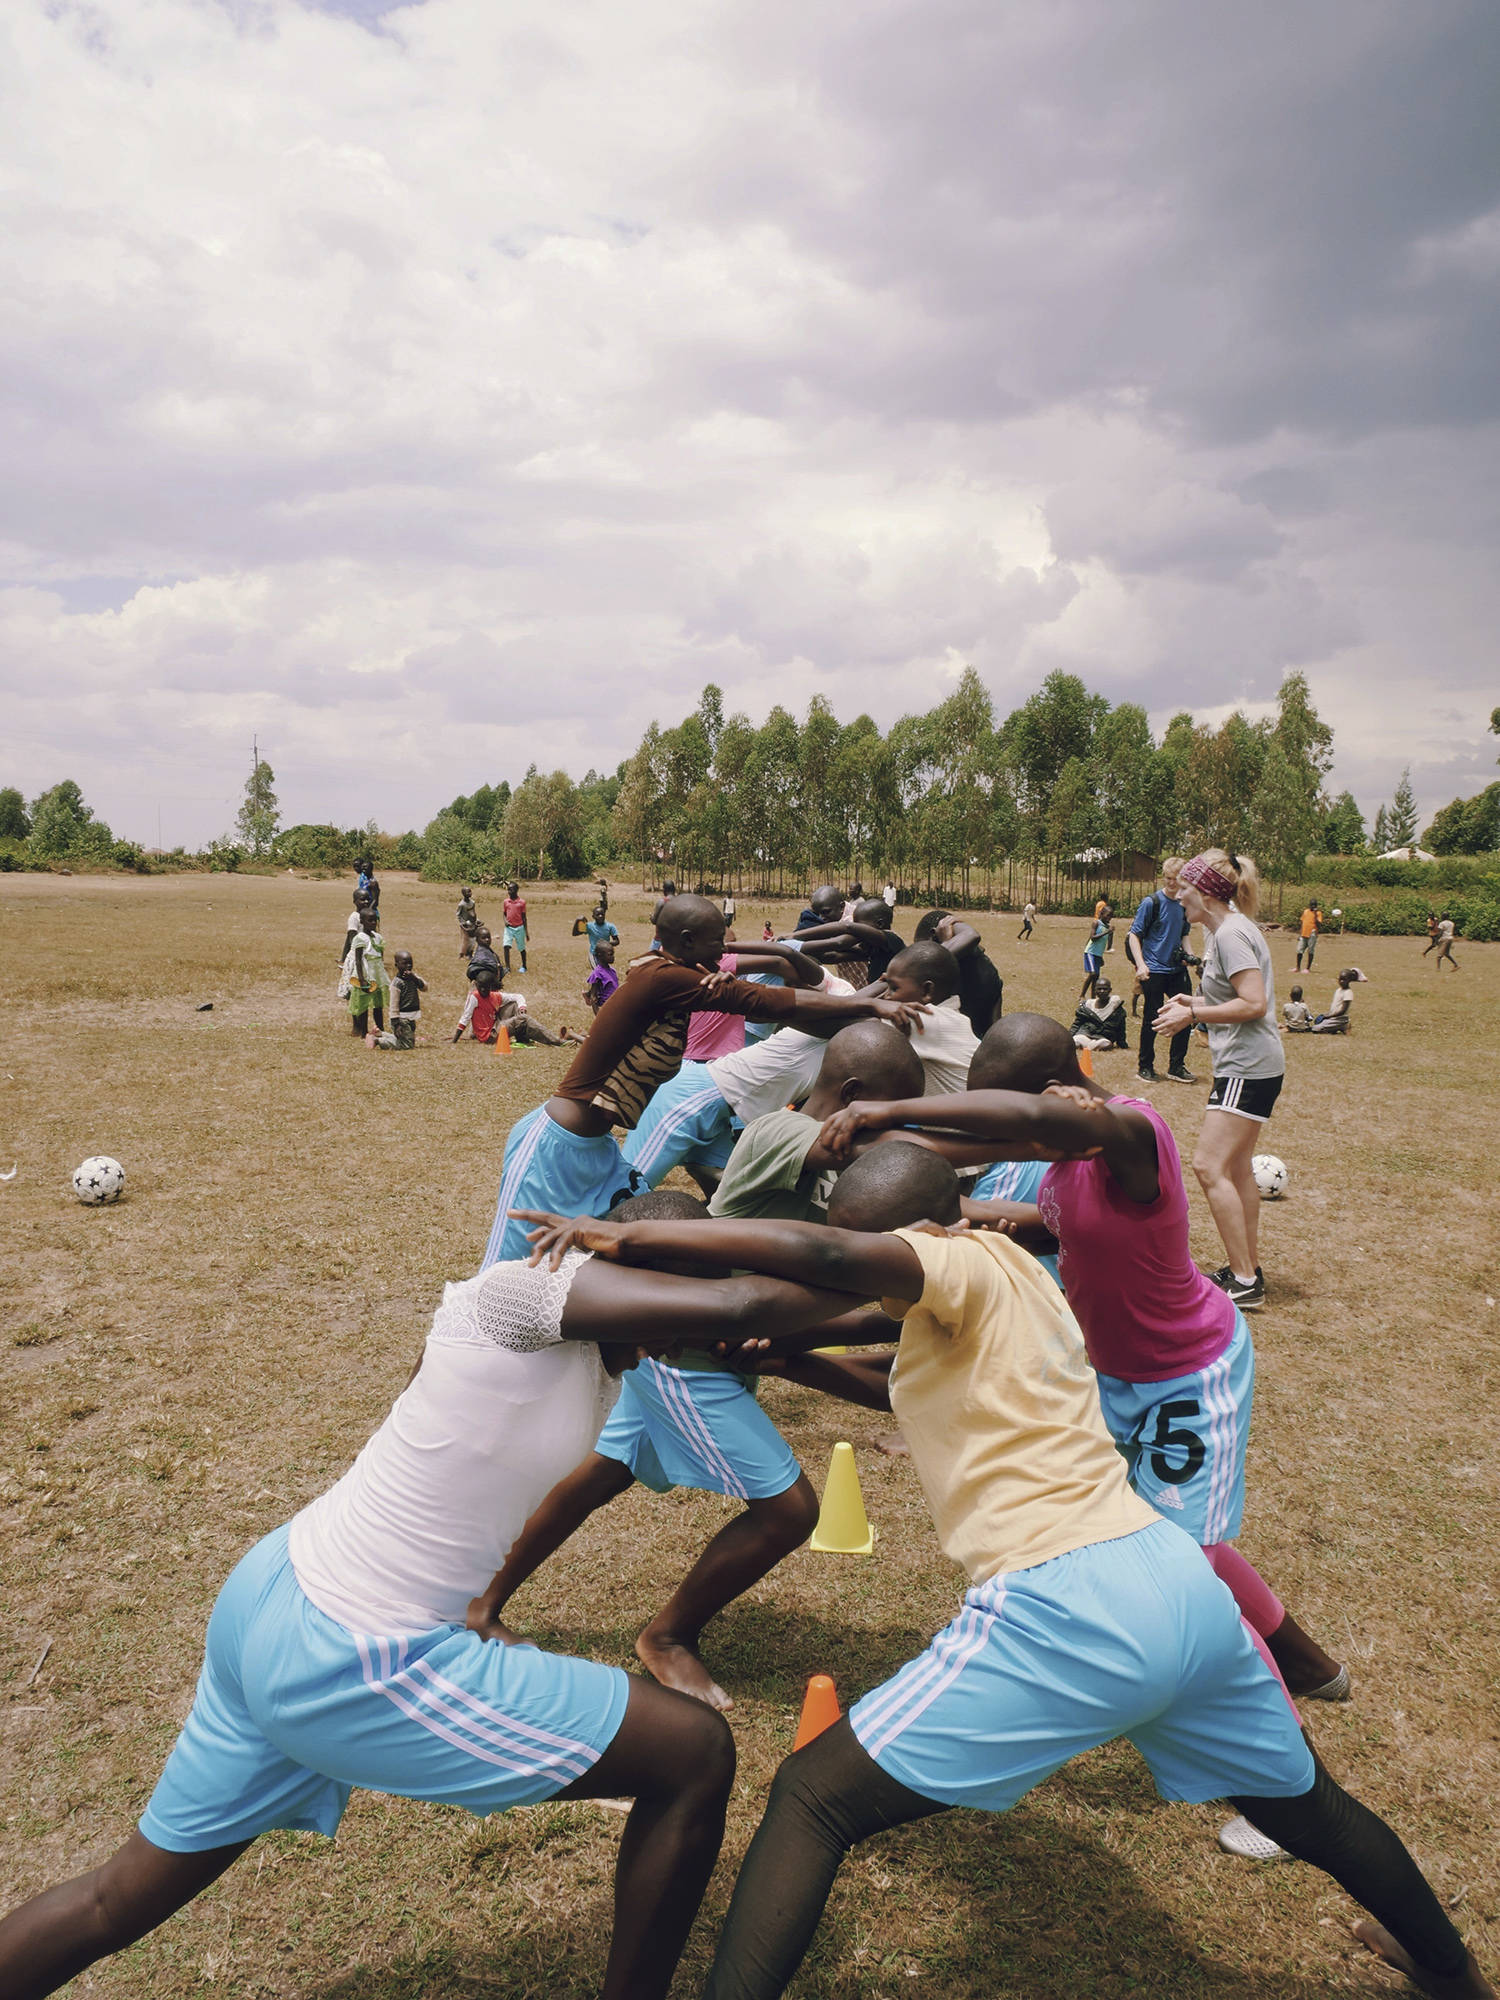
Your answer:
[1076,1045,1094,1077]
[793,1674,842,1750]
[494,1022,512,1053]
[810,1441,874,1555]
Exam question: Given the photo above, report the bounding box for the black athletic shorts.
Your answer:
[1205,1073,1284,1123]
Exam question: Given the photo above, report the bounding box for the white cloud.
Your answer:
[2,0,1498,843]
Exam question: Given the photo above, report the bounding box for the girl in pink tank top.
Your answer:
[1038,1096,1235,1382]
[818,1029,1350,1756]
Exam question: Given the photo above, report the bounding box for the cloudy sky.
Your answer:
[4,0,1498,848]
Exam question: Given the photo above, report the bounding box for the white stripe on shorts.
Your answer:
[629,1084,727,1181]
[855,1582,1005,1761]
[355,1633,597,1783]
[482,1112,550,1270]
[1197,1345,1237,1546]
[646,1358,750,1499]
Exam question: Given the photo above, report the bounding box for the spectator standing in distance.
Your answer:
[1433,913,1460,971]
[1295,901,1322,972]
[584,943,620,1017]
[502,882,529,974]
[466,924,500,984]
[1422,911,1441,955]
[1127,860,1195,1086]
[882,881,898,911]
[1152,850,1284,1312]
[456,886,478,958]
[1017,900,1036,942]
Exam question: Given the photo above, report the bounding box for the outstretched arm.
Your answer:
[556,1254,885,1350]
[763,1348,897,1411]
[819,1088,1160,1203]
[790,919,892,949]
[529,1213,927,1308]
[712,941,827,989]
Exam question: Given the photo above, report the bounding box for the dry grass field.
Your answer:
[2,870,1497,2000]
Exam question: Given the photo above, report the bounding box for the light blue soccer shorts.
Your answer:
[850,1517,1313,1812]
[970,1158,1061,1288]
[620,1063,737,1186]
[482,1105,638,1268]
[1095,1310,1253,1546]
[139,1525,631,1853]
[595,1358,802,1500]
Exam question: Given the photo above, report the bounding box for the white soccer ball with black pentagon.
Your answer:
[1252,1154,1288,1200]
[72,1156,126,1205]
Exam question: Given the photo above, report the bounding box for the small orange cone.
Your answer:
[1076,1045,1094,1077]
[793,1673,841,1750]
[494,1022,512,1053]
[810,1442,874,1555]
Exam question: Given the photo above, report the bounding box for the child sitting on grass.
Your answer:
[453,966,504,1044]
[454,968,580,1048]
[1283,986,1313,1032]
[1312,968,1364,1033]
[382,950,426,1049]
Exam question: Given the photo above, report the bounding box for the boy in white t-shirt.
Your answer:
[0,1195,886,2000]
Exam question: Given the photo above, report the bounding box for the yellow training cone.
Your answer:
[810,1441,874,1555]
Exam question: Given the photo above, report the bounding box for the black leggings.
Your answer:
[702,1721,1469,2000]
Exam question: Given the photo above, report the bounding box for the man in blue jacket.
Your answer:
[1127,859,1196,1085]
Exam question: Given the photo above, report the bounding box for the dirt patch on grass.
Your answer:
[1,874,1496,1995]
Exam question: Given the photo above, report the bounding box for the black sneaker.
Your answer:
[1220,1268,1265,1311]
[1208,1265,1233,1290]
[1135,1068,1159,1085]
[1166,1064,1198,1084]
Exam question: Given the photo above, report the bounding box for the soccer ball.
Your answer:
[72,1157,126,1205]
[1252,1155,1288,1200]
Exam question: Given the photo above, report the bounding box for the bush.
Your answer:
[1334,895,1500,941]
[111,840,150,873]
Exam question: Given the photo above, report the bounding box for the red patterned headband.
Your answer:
[1179,855,1239,903]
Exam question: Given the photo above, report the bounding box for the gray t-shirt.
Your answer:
[1200,913,1284,1080]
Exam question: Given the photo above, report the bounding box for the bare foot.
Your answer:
[635,1632,733,1711]
[1354,1922,1496,1998]
[872,1430,909,1457]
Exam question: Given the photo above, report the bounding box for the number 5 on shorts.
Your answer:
[1142,1399,1206,1486]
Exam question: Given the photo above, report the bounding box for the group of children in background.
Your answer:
[347,875,1382,1054]
[340,874,623,1052]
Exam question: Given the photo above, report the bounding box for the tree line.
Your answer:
[3,680,1495,886]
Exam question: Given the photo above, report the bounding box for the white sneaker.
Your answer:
[1218,1815,1291,1862]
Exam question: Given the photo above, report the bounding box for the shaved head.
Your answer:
[885,941,959,1002]
[816,1020,924,1101]
[826,1141,963,1232]
[655,893,727,967]
[809,884,844,919]
[608,1188,707,1224]
[968,1012,1082,1095]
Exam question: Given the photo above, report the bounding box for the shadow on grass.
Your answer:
[301,1804,1350,2000]
[513,1600,931,1707]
